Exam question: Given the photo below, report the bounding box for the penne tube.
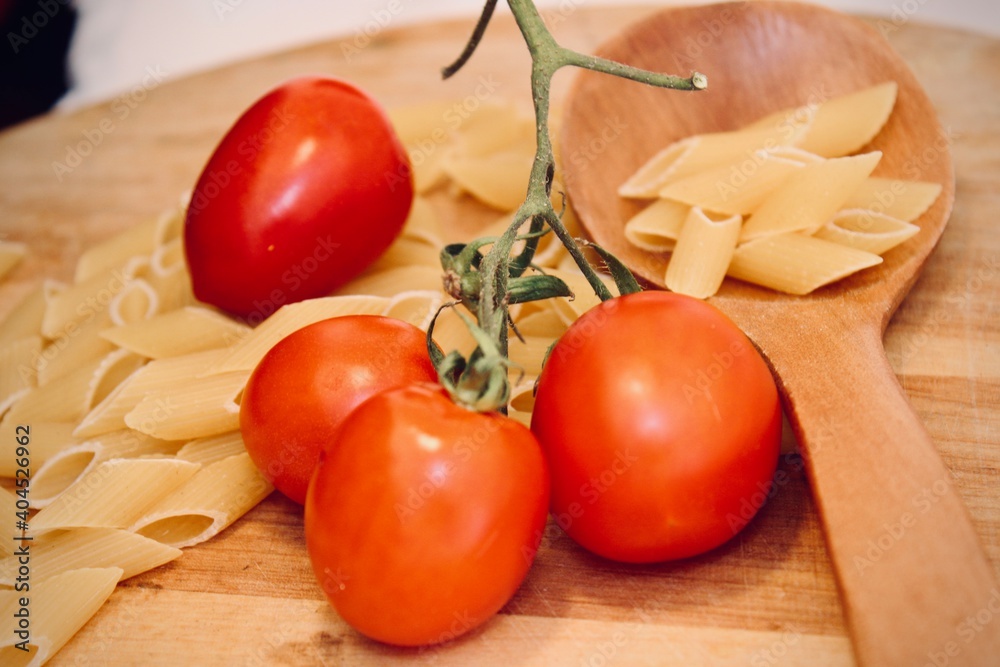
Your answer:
[336,265,443,298]
[0,567,122,664]
[73,216,159,283]
[41,257,148,338]
[29,429,182,508]
[0,528,181,586]
[400,196,446,249]
[101,306,251,359]
[740,151,882,240]
[0,283,47,346]
[623,198,691,252]
[442,140,535,211]
[130,452,273,549]
[659,149,805,215]
[75,349,224,438]
[207,295,388,375]
[507,334,559,377]
[665,207,742,299]
[841,176,942,222]
[813,209,920,255]
[728,233,883,295]
[176,431,246,465]
[4,356,104,426]
[0,241,27,280]
[0,336,41,415]
[36,308,116,387]
[29,458,200,534]
[381,290,445,330]
[108,277,159,326]
[124,369,249,440]
[0,488,16,556]
[0,420,80,478]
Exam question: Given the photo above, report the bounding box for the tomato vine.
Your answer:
[432,0,706,412]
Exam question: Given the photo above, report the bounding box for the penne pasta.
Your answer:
[797,81,898,157]
[740,151,882,240]
[442,140,535,211]
[75,349,225,438]
[73,216,159,283]
[124,369,249,440]
[0,241,26,281]
[623,198,691,252]
[381,290,445,330]
[618,124,801,198]
[41,257,148,338]
[336,265,444,297]
[29,458,200,534]
[131,452,273,549]
[400,196,446,249]
[176,431,246,465]
[35,308,116,387]
[29,429,182,508]
[101,306,251,359]
[659,149,805,215]
[0,336,41,416]
[0,528,181,586]
[665,207,742,299]
[207,296,388,375]
[841,176,942,222]
[0,421,80,478]
[0,567,122,664]
[0,284,47,346]
[366,236,443,273]
[813,209,920,255]
[727,232,883,295]
[4,356,105,426]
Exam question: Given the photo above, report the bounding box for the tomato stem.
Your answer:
[435,0,706,412]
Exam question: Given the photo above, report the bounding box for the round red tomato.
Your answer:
[184,76,412,320]
[240,315,436,505]
[305,383,549,647]
[531,291,780,563]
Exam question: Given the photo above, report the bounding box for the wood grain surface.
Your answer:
[0,4,997,666]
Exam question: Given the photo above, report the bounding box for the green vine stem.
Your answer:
[436,0,706,412]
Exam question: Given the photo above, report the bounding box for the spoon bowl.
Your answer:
[560,3,1000,665]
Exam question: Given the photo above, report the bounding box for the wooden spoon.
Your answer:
[560,2,1000,665]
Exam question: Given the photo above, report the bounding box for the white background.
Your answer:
[60,0,1000,110]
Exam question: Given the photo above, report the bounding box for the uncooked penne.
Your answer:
[176,431,246,466]
[29,458,200,534]
[727,232,882,295]
[29,429,182,508]
[207,295,389,375]
[813,209,920,255]
[841,176,942,222]
[0,336,41,415]
[740,151,882,240]
[0,241,26,281]
[623,198,690,252]
[0,528,181,586]
[0,421,80,478]
[73,215,159,283]
[101,306,251,359]
[0,284,47,346]
[0,567,122,663]
[124,369,248,440]
[665,208,742,299]
[131,452,273,549]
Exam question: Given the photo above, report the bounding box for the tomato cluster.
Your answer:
[190,78,781,648]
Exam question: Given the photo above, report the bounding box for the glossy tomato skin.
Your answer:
[305,383,550,647]
[184,76,412,319]
[531,291,781,563]
[240,315,436,505]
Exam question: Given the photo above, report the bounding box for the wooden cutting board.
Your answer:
[0,5,997,666]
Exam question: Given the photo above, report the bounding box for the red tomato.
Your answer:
[184,76,412,320]
[240,315,436,505]
[531,291,781,563]
[305,383,549,647]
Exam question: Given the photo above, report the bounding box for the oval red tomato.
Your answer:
[305,383,549,647]
[184,76,412,319]
[240,315,437,505]
[531,291,781,563]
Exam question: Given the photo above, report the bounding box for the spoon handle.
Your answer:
[767,317,1000,667]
